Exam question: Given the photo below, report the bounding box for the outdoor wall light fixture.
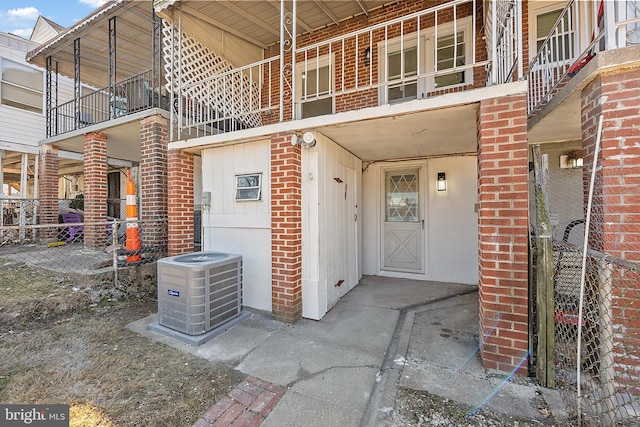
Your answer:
[290,131,317,149]
[559,150,583,169]
[363,47,371,67]
[437,172,447,191]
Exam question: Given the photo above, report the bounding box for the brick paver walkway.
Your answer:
[192,376,284,427]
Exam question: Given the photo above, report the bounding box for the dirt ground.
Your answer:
[0,259,245,426]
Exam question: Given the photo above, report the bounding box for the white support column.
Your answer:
[604,0,617,50]
[19,153,28,241]
[280,0,284,122]
[491,0,497,85]
[516,0,523,80]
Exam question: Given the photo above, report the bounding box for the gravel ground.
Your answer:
[392,387,576,427]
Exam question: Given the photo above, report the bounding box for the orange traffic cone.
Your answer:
[126,170,141,263]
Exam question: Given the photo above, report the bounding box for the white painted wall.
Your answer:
[201,140,272,312]
[362,155,478,285]
[302,133,362,320]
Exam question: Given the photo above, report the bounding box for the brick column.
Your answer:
[140,115,168,248]
[38,144,59,241]
[167,149,194,256]
[271,132,302,324]
[477,93,529,375]
[84,132,108,247]
[582,69,640,396]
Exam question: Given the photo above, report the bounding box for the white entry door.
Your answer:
[327,163,359,310]
[383,169,424,273]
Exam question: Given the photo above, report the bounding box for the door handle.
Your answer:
[422,219,424,230]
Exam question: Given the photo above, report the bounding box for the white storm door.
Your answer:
[383,169,424,273]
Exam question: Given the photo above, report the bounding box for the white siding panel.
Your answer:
[0,106,45,147]
[201,140,271,312]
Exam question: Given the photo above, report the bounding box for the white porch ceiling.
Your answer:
[27,0,396,88]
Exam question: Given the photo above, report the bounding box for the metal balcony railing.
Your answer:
[527,0,640,115]
[169,0,523,140]
[48,69,168,137]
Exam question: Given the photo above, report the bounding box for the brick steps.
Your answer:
[193,376,284,427]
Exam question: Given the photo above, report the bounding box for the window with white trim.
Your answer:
[235,173,262,201]
[387,45,418,102]
[535,8,573,63]
[1,58,43,113]
[434,31,467,88]
[429,17,473,91]
[297,56,334,119]
[378,17,473,104]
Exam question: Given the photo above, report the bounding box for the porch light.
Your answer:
[363,47,371,67]
[437,172,447,191]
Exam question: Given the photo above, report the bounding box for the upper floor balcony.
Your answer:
[155,0,523,141]
[528,0,640,115]
[27,1,165,140]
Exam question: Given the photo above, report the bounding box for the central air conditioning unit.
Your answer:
[155,251,245,338]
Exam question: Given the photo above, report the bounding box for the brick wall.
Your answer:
[167,149,194,256]
[140,115,168,248]
[270,132,303,323]
[83,132,108,247]
[476,93,529,375]
[581,68,640,395]
[38,144,59,240]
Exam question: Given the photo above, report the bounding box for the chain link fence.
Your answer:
[530,138,640,425]
[0,203,167,302]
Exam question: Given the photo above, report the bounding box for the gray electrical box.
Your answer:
[201,191,211,205]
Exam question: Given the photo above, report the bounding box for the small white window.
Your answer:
[235,173,262,201]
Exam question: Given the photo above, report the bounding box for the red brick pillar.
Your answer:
[84,132,108,247]
[582,69,640,396]
[140,115,168,249]
[38,144,59,241]
[271,132,302,323]
[477,93,530,375]
[167,149,194,256]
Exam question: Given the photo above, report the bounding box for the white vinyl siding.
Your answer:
[1,58,43,113]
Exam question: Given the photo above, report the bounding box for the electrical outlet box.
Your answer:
[202,191,211,205]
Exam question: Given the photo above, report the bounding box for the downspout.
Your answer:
[280,0,284,122]
[516,0,523,80]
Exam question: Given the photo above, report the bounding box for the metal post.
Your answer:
[45,56,52,137]
[73,38,81,130]
[109,16,117,119]
[604,0,617,50]
[516,0,523,80]
[491,0,497,85]
[279,0,285,122]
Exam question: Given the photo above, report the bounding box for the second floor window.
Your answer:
[388,46,418,103]
[536,8,573,63]
[1,59,43,114]
[298,58,334,119]
[434,31,466,88]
